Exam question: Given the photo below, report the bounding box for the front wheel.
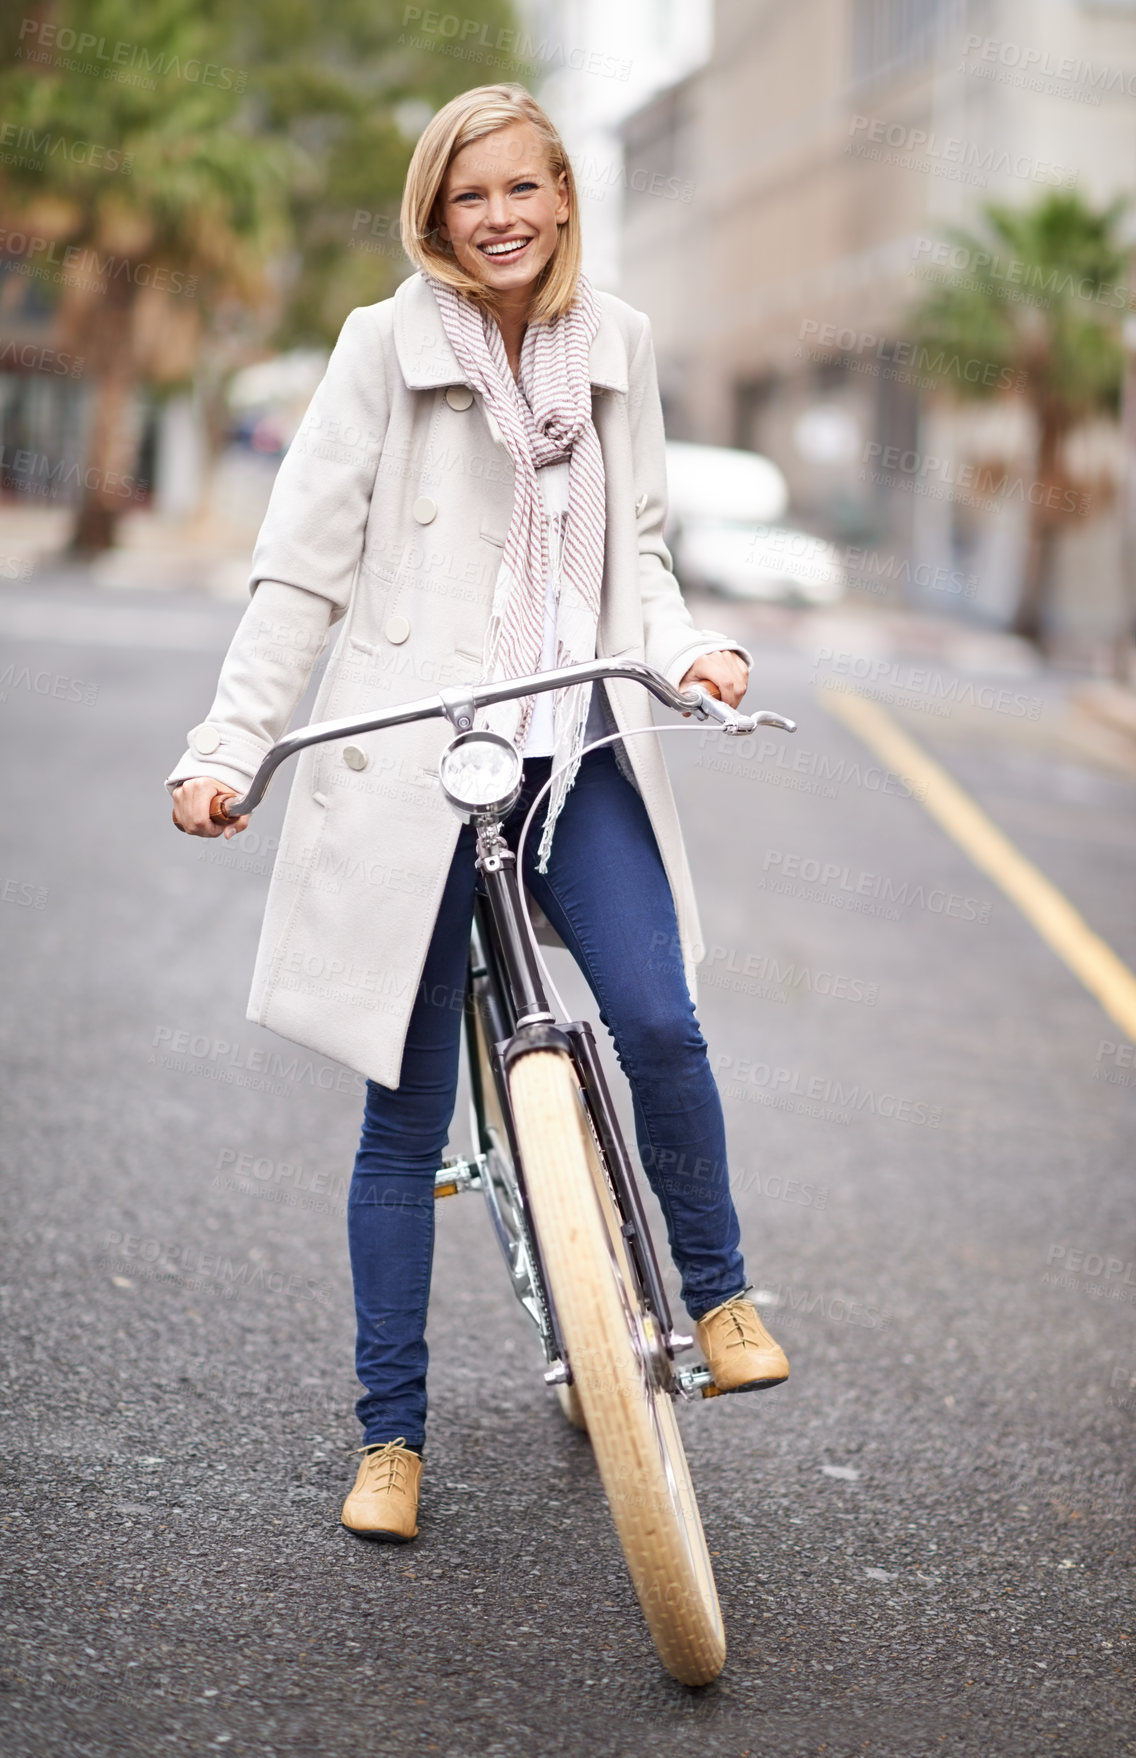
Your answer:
[508,1049,726,1687]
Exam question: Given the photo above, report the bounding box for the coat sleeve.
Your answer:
[626,313,753,687]
[164,303,393,796]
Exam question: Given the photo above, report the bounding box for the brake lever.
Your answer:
[679,685,797,738]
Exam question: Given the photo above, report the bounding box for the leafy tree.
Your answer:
[910,190,1128,644]
[0,0,519,550]
[232,0,518,350]
[0,0,291,549]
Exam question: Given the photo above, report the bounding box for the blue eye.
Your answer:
[451,180,538,204]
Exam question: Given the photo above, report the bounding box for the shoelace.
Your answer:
[355,1438,414,1494]
[716,1299,762,1351]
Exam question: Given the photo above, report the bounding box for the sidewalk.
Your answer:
[0,448,279,600]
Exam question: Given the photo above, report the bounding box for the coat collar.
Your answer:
[392,270,628,394]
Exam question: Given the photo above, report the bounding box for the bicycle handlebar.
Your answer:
[211,655,796,820]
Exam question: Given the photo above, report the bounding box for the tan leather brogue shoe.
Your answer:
[696,1294,790,1392]
[341,1439,422,1542]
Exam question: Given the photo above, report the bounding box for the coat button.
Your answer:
[445,385,473,410]
[191,724,221,755]
[385,615,411,645]
[342,745,368,771]
[412,495,437,523]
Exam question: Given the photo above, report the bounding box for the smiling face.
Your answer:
[435,120,569,309]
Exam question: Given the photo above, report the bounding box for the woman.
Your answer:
[169,84,788,1544]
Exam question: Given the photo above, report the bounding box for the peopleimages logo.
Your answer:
[695,728,925,801]
[0,662,99,706]
[16,17,247,90]
[0,229,198,297]
[647,930,880,1007]
[1093,1038,1136,1089]
[0,447,147,505]
[0,341,85,378]
[813,647,1043,721]
[148,1025,366,1096]
[213,1147,350,1215]
[741,525,978,600]
[1043,1243,1136,1304]
[799,318,1026,391]
[0,123,133,173]
[910,237,1132,311]
[760,849,992,923]
[1,877,47,909]
[713,1052,943,1129]
[98,1230,330,1304]
[398,7,632,81]
[757,1284,891,1330]
[574,153,695,204]
[961,32,1136,100]
[846,115,1077,188]
[861,441,1091,519]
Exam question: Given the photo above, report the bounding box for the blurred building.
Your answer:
[517,0,713,287]
[617,0,1136,642]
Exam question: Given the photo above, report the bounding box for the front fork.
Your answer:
[433,811,714,1396]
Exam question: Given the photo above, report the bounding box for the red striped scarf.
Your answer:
[428,271,604,867]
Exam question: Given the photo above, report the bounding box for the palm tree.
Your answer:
[909,190,1127,645]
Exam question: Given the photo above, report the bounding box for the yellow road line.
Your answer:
[819,685,1136,1042]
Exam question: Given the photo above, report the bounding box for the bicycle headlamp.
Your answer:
[438,730,523,817]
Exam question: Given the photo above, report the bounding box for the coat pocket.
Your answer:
[306,636,386,793]
[452,643,484,669]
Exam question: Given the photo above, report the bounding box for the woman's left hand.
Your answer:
[678,650,748,709]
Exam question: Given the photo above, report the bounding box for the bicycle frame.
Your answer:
[215,656,796,1402]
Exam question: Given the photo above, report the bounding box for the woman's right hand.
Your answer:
[171,778,250,839]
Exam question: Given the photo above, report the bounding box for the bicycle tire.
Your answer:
[468,985,590,1433]
[553,1379,589,1432]
[508,1048,726,1687]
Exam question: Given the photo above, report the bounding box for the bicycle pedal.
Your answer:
[675,1363,719,1398]
[433,1155,486,1198]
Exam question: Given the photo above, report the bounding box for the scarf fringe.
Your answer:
[536,661,593,873]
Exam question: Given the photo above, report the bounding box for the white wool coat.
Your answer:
[167,272,751,1088]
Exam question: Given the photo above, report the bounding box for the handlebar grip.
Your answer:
[682,683,797,736]
[209,793,236,825]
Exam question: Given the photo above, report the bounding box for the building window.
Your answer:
[851,0,947,84]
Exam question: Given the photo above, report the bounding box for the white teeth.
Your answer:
[481,238,529,256]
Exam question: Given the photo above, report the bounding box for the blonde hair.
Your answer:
[400,84,582,324]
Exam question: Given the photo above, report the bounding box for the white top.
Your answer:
[523,461,571,758]
[522,460,609,759]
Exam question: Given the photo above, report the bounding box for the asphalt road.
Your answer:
[1,582,1133,1757]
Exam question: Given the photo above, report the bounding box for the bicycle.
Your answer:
[211,656,795,1687]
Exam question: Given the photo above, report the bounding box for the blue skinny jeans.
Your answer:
[348,748,746,1450]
